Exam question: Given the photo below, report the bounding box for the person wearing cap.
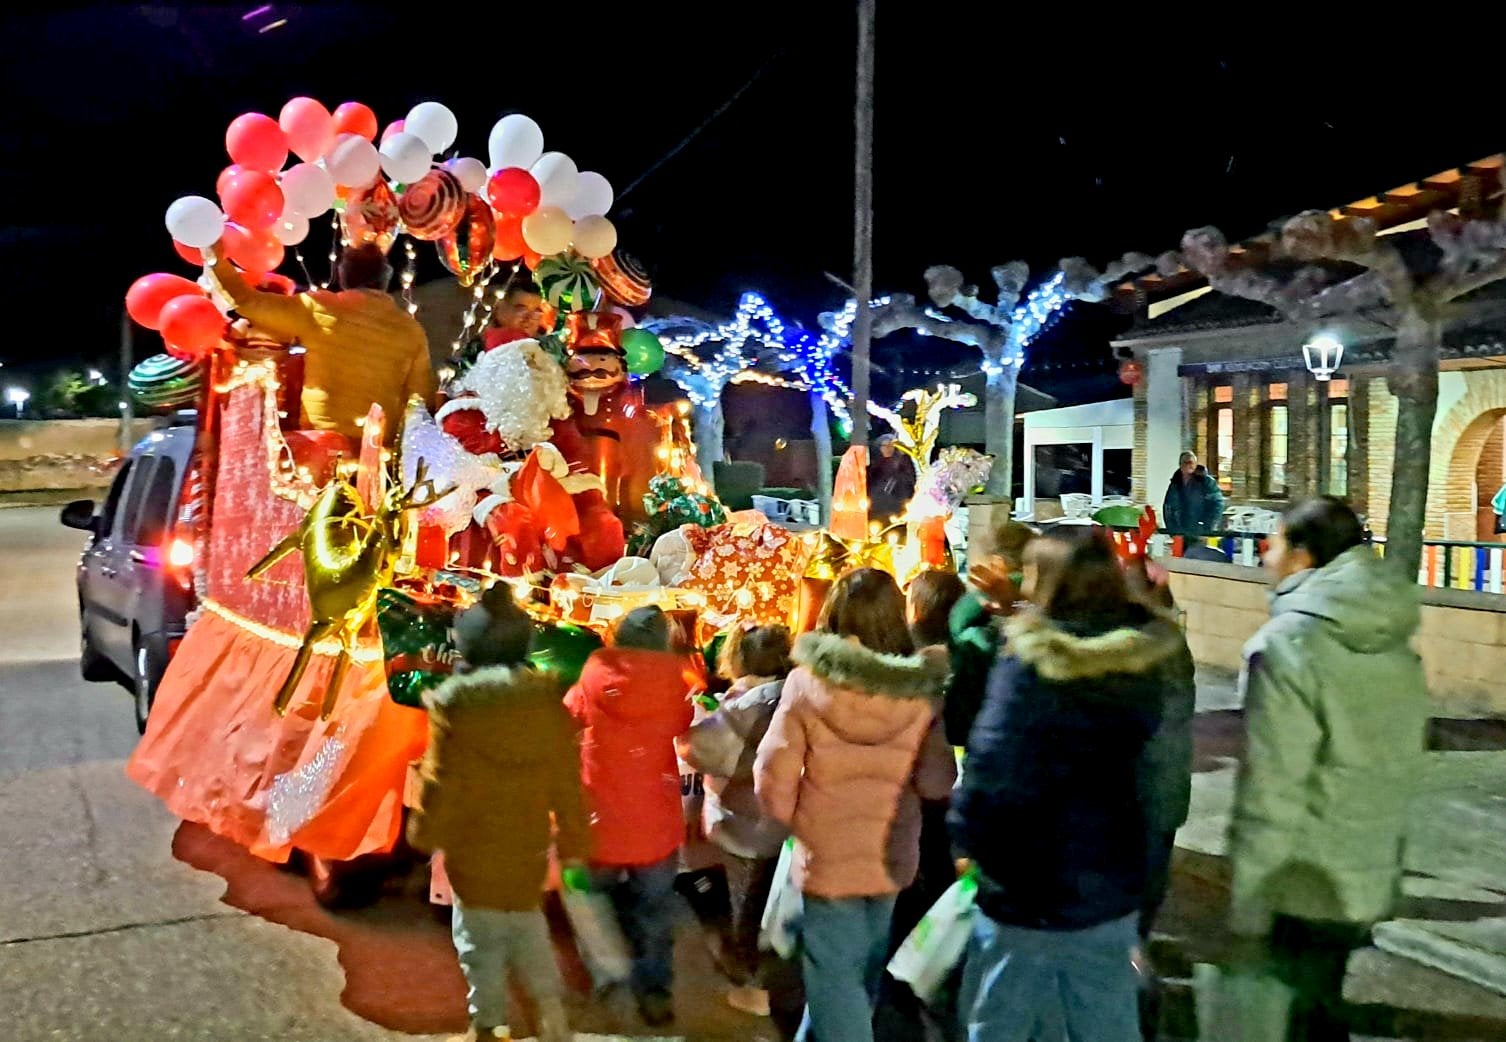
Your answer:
[867,432,917,526]
[205,241,435,445]
[407,584,589,1042]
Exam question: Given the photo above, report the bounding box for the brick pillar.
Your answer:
[1366,377,1397,537]
[1287,375,1317,499]
[1231,373,1261,503]
[1131,375,1148,504]
[1190,378,1211,465]
[1349,375,1370,512]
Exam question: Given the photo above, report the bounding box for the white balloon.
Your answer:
[521,206,573,256]
[530,152,578,209]
[273,209,310,246]
[488,113,544,170]
[280,162,335,218]
[565,171,614,219]
[445,157,488,194]
[380,132,432,183]
[571,215,617,260]
[405,101,458,154]
[165,195,225,249]
[326,133,381,188]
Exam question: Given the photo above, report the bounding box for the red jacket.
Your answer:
[565,648,696,867]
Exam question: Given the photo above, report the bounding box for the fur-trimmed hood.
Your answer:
[792,632,949,701]
[422,663,561,711]
[1003,609,1184,682]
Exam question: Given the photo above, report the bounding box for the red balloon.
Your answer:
[280,96,334,162]
[216,164,246,199]
[172,240,204,267]
[331,101,379,142]
[486,168,540,218]
[493,214,527,261]
[220,170,284,231]
[222,222,285,275]
[226,112,288,172]
[126,273,204,330]
[380,119,406,145]
[159,295,226,361]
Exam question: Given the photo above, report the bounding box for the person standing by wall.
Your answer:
[1212,497,1428,1040]
[1163,451,1225,538]
[867,433,916,525]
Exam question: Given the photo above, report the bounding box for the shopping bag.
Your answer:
[887,872,978,1004]
[759,837,801,959]
[561,886,633,989]
[1192,962,1295,1042]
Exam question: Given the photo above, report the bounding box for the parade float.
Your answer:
[117,95,984,901]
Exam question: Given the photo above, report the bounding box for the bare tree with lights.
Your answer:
[1177,198,1506,581]
[872,255,1153,500]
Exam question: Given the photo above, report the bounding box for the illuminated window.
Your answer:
[1265,383,1288,497]
[1211,384,1234,492]
[1325,380,1349,496]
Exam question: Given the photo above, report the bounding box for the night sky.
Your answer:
[4,7,1502,402]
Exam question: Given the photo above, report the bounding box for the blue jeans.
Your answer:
[796,893,897,1042]
[960,911,1140,1042]
[589,857,678,997]
[450,897,563,1032]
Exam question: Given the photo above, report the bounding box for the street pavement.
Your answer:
[2,504,1506,1040]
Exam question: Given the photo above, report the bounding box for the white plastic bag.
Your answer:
[561,887,633,989]
[887,872,978,1003]
[759,837,802,959]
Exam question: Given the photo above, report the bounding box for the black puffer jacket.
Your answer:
[951,607,1181,930]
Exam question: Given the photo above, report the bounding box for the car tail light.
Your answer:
[168,538,195,569]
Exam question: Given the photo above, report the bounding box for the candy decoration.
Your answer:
[342,178,401,253]
[399,168,465,241]
[128,354,203,409]
[533,254,599,313]
[591,248,652,308]
[437,194,496,286]
[375,587,458,708]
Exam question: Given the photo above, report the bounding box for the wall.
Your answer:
[0,419,154,461]
[1167,558,1506,715]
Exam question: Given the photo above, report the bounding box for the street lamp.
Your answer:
[6,387,30,418]
[1303,334,1344,381]
[88,369,105,385]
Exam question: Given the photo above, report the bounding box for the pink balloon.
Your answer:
[226,113,288,172]
[279,97,334,162]
[380,119,406,145]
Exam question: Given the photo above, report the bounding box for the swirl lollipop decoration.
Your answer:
[534,254,599,313]
[591,248,652,308]
[343,179,401,253]
[128,354,204,409]
[438,194,496,286]
[398,168,465,241]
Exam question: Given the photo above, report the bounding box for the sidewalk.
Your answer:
[1178,669,1506,1009]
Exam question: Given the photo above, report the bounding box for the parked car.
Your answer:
[61,416,199,732]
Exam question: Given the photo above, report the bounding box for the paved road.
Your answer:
[2,504,1504,1041]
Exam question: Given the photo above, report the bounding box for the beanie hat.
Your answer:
[453,584,533,667]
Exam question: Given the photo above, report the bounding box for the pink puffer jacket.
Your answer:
[754,632,954,898]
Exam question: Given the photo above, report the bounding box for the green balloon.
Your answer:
[529,621,603,686]
[621,328,665,376]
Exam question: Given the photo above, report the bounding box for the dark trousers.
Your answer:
[1264,916,1369,1042]
[723,852,779,986]
[589,857,678,998]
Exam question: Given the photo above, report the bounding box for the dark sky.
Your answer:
[4,6,1503,401]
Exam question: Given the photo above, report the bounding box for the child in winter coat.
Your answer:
[945,519,1035,746]
[565,605,695,1027]
[755,568,956,1042]
[677,623,794,1017]
[407,585,588,1042]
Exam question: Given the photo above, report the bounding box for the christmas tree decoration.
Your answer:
[627,474,726,557]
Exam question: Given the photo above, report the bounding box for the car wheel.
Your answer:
[80,614,114,682]
[133,642,164,735]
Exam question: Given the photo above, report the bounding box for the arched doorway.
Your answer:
[1442,407,1506,541]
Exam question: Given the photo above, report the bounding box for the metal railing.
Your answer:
[1103,527,1506,594]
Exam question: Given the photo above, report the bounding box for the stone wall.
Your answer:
[1167,558,1506,715]
[0,419,155,492]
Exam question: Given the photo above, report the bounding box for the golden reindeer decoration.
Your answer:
[248,460,455,719]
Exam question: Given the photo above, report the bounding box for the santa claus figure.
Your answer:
[549,311,659,531]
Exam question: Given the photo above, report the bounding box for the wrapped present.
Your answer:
[680,521,806,627]
[376,587,460,708]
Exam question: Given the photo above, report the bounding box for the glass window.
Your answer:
[129,458,179,546]
[1266,402,1288,497]
[1214,385,1234,403]
[1102,449,1132,498]
[99,460,134,537]
[117,457,156,542]
[1326,380,1349,497]
[1214,401,1234,493]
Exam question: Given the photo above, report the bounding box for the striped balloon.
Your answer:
[534,254,599,312]
[399,168,465,241]
[128,354,203,409]
[590,247,652,308]
[437,194,496,286]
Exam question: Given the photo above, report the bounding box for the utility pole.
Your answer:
[119,309,134,452]
[849,0,875,449]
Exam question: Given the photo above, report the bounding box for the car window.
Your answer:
[117,456,158,543]
[129,457,179,547]
[98,460,135,536]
